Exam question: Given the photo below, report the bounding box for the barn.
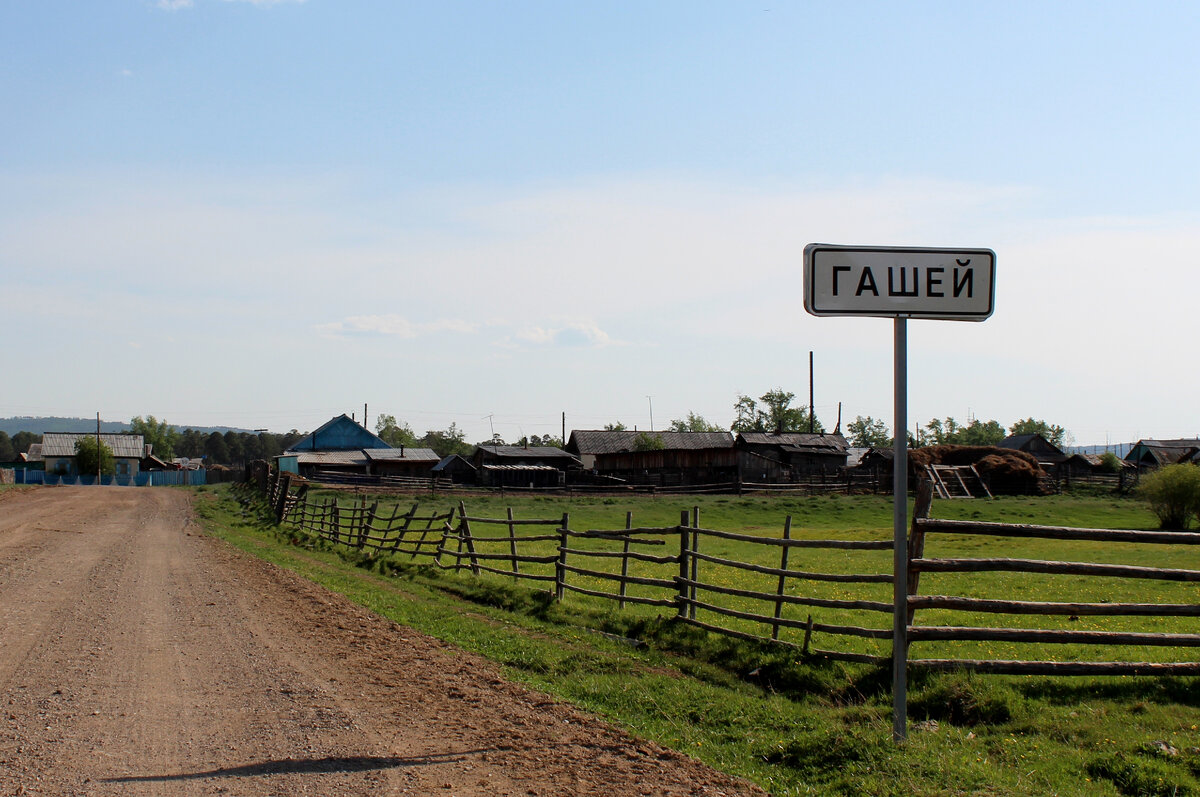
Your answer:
[566,430,737,486]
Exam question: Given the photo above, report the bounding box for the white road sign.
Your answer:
[804,244,996,320]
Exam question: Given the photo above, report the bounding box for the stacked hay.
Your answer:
[909,445,1046,495]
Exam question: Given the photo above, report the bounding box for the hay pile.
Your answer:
[909,445,1046,494]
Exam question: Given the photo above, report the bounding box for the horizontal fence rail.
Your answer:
[253,469,1200,682]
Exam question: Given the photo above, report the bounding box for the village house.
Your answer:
[1124,438,1200,469]
[40,432,148,480]
[566,430,737,487]
[472,444,580,489]
[277,414,437,480]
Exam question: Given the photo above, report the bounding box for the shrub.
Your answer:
[1137,464,1200,530]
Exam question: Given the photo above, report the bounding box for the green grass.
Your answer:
[195,485,1200,796]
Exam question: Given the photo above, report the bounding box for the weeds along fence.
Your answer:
[260,470,1200,674]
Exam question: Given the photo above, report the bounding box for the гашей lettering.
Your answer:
[830,259,974,299]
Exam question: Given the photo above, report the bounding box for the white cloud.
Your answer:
[156,0,193,9]
[512,321,614,348]
[316,314,477,340]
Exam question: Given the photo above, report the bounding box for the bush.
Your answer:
[1137,464,1200,530]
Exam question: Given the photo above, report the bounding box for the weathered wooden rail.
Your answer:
[257,469,1200,677]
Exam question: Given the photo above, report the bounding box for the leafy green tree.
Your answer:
[205,432,229,464]
[130,415,179,460]
[847,416,891,447]
[731,390,823,433]
[420,423,472,458]
[1009,417,1071,448]
[0,431,15,462]
[516,434,565,448]
[632,432,665,451]
[74,436,115,476]
[667,412,723,432]
[177,429,205,459]
[224,431,245,466]
[11,431,39,455]
[375,413,418,448]
[603,422,628,431]
[1098,452,1123,473]
[961,419,1006,446]
[1137,464,1200,530]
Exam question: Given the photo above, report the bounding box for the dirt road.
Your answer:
[0,488,761,796]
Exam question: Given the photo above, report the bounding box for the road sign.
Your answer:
[803,241,995,742]
[804,244,995,320]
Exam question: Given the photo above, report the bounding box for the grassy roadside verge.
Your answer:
[193,485,1200,796]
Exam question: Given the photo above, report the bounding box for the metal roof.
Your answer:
[41,433,146,459]
[568,430,734,454]
[363,448,440,463]
[481,463,561,472]
[292,450,369,467]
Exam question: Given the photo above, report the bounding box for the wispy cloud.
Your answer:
[511,321,615,348]
[316,314,477,339]
[156,0,193,9]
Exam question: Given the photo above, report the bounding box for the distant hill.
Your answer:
[1065,443,1133,458]
[0,417,252,437]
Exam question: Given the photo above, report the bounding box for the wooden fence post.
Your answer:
[772,515,793,640]
[618,510,633,610]
[459,501,479,576]
[508,507,520,579]
[677,510,690,618]
[906,479,934,625]
[555,512,569,601]
[273,473,291,523]
[690,506,700,620]
[358,501,378,549]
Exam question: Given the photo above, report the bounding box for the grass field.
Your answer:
[196,485,1200,796]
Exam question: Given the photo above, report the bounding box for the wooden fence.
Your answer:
[259,470,1200,675]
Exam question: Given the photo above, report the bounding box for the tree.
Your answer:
[632,432,665,451]
[923,417,1005,447]
[130,416,179,460]
[74,436,115,476]
[1137,464,1200,530]
[731,390,824,434]
[11,431,39,455]
[846,416,890,447]
[1009,418,1071,448]
[205,432,230,464]
[177,429,205,459]
[420,423,472,458]
[0,431,14,462]
[516,434,565,448]
[375,413,418,448]
[667,412,723,432]
[1098,452,1123,474]
[603,422,628,431]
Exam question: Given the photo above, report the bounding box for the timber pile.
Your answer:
[909,445,1046,495]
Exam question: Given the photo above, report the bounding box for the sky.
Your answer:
[3,1,1199,446]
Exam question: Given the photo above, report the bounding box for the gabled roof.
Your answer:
[1126,439,1200,465]
[567,430,734,455]
[292,450,370,467]
[363,447,440,463]
[41,432,146,459]
[286,414,390,452]
[736,432,849,453]
[998,433,1067,461]
[432,454,476,472]
[476,445,579,461]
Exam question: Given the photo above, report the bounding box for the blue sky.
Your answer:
[3,1,1199,445]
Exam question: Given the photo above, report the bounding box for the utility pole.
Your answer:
[96,412,101,485]
[646,396,654,432]
[809,351,815,434]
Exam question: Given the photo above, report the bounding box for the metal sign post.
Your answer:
[804,244,995,742]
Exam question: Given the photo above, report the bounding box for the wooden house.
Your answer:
[41,432,147,479]
[472,445,581,488]
[566,430,737,486]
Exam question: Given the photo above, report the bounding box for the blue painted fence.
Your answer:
[15,470,208,487]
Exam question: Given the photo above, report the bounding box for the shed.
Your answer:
[566,430,737,486]
[432,454,477,484]
[1125,439,1200,469]
[473,445,580,488]
[735,432,849,479]
[363,447,440,477]
[998,434,1068,466]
